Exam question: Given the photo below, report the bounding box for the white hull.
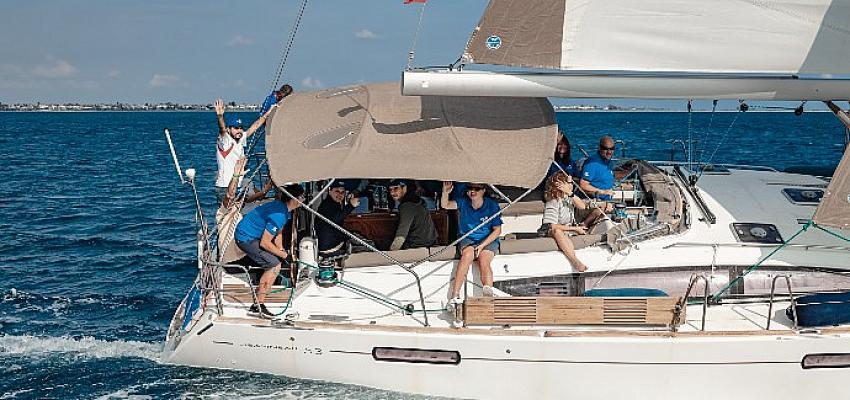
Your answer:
[402,69,850,100]
[165,166,850,398]
[165,314,850,400]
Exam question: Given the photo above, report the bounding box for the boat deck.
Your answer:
[214,272,807,335]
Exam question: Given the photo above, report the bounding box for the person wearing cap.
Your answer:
[315,180,361,253]
[388,179,437,251]
[440,181,503,306]
[234,183,305,318]
[213,98,279,203]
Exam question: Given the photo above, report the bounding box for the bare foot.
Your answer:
[575,263,588,273]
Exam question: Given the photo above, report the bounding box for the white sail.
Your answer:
[404,0,850,99]
[463,0,850,76]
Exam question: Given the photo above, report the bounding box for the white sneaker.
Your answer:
[448,297,464,328]
[482,285,494,297]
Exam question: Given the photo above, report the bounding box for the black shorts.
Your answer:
[236,239,283,270]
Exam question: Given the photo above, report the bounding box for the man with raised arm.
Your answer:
[213,98,278,203]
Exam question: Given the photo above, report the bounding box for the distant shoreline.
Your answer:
[0,109,831,113]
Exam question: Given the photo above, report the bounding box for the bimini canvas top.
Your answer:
[265,82,558,188]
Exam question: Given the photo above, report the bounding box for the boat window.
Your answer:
[802,353,850,369]
[303,123,360,149]
[372,347,460,365]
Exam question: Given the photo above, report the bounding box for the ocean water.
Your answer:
[0,111,846,399]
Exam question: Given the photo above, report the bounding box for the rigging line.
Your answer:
[711,221,813,303]
[686,100,693,171]
[697,107,744,179]
[406,0,429,70]
[696,100,719,166]
[269,0,309,92]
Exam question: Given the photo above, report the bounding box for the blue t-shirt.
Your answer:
[235,201,291,242]
[457,196,503,243]
[548,160,578,178]
[259,92,277,115]
[580,153,615,200]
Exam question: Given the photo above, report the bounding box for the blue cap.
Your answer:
[225,115,243,128]
[388,179,408,188]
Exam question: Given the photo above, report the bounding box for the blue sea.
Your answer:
[1,111,846,399]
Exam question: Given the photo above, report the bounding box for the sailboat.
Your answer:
[163,1,850,399]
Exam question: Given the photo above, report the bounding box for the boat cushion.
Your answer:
[788,292,850,327]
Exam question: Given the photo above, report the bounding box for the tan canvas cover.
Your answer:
[265,82,558,188]
[813,146,850,229]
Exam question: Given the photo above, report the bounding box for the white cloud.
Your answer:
[106,70,121,79]
[354,29,379,40]
[301,77,324,89]
[227,35,254,47]
[31,59,77,78]
[149,74,188,88]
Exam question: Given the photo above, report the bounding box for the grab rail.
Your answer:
[674,274,710,331]
[766,275,797,330]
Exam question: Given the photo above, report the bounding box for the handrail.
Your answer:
[674,274,710,331]
[766,275,797,330]
[672,165,716,224]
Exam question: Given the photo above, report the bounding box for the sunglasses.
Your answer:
[467,186,485,192]
[600,146,615,151]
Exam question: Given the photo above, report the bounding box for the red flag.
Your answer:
[404,0,426,4]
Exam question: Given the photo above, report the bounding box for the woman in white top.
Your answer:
[542,171,601,272]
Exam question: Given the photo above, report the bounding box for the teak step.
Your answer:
[220,283,291,304]
[464,296,683,327]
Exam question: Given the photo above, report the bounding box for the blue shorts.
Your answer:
[456,237,500,259]
[236,239,283,270]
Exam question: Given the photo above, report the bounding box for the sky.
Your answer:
[0,0,490,104]
[0,0,833,111]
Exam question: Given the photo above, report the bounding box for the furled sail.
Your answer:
[463,0,850,76]
[404,0,850,99]
[265,82,558,188]
[813,146,850,229]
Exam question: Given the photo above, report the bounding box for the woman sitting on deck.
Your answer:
[543,171,603,272]
[441,182,502,306]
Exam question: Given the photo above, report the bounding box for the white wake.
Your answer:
[0,335,161,362]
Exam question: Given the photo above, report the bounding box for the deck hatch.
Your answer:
[802,353,850,369]
[731,223,784,244]
[782,188,824,205]
[372,347,461,365]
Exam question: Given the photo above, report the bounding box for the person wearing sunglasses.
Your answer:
[234,183,306,318]
[542,171,603,272]
[579,135,617,201]
[441,181,503,307]
[315,180,361,254]
[214,97,283,204]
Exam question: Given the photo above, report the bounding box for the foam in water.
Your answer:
[0,335,161,362]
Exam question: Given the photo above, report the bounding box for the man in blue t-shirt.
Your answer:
[235,183,305,318]
[441,182,503,308]
[580,135,617,201]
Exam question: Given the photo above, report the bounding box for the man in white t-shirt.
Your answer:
[213,98,280,203]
